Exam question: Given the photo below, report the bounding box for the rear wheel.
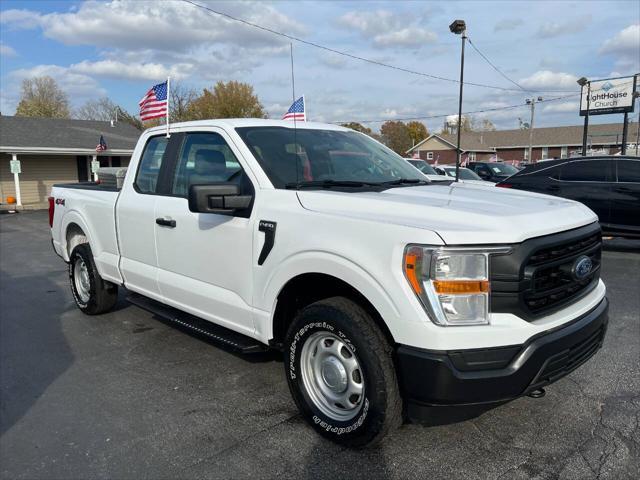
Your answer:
[69,244,118,315]
[284,297,402,447]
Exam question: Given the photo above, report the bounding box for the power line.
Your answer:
[466,37,532,93]
[332,93,579,124]
[181,0,571,94]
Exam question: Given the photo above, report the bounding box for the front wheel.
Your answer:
[284,297,402,447]
[69,243,118,315]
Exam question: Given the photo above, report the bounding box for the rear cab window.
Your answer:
[135,136,169,194]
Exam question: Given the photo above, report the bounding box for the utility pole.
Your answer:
[526,97,542,163]
[449,19,467,182]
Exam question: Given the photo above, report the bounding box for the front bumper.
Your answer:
[396,297,608,410]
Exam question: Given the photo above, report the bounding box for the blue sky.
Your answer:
[1,0,638,132]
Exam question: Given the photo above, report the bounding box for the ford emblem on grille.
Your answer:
[572,255,593,280]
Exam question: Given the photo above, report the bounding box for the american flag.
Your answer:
[283,96,306,121]
[139,81,168,121]
[95,135,107,152]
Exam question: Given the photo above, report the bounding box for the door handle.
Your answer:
[547,185,560,192]
[614,186,632,193]
[156,217,176,228]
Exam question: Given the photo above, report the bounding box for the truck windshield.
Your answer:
[408,159,438,175]
[489,163,519,175]
[235,127,425,189]
[443,168,483,180]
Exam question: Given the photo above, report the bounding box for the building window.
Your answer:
[524,148,529,160]
[469,152,476,161]
[542,147,549,159]
[427,152,433,160]
[561,146,568,159]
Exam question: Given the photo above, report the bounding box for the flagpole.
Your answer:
[166,76,171,138]
[303,94,307,122]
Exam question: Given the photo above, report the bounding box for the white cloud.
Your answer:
[0,43,17,57]
[543,101,579,113]
[373,27,437,48]
[70,59,193,82]
[1,1,305,51]
[600,24,640,56]
[0,9,42,29]
[494,18,524,32]
[537,15,591,38]
[599,24,640,73]
[338,10,436,48]
[3,64,107,112]
[519,70,578,90]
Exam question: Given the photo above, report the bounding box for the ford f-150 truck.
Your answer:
[50,119,608,447]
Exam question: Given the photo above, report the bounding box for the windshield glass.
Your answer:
[444,167,482,180]
[489,163,519,175]
[235,127,425,188]
[407,159,437,175]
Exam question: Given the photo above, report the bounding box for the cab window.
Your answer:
[135,136,169,194]
[561,159,611,182]
[616,159,640,182]
[171,132,250,197]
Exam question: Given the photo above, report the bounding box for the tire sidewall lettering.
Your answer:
[288,318,368,435]
[69,247,93,310]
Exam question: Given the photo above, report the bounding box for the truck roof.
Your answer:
[145,118,350,135]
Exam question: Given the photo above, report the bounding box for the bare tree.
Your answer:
[15,76,70,118]
[75,98,119,122]
[169,81,198,122]
[75,97,143,130]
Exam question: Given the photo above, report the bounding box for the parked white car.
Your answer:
[404,158,451,183]
[49,119,608,447]
[436,165,495,186]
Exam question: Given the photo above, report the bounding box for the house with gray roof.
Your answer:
[0,116,140,207]
[407,121,638,164]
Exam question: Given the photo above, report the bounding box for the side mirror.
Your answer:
[478,171,490,179]
[188,183,253,215]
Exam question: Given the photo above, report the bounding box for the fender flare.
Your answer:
[260,250,402,340]
[60,210,95,262]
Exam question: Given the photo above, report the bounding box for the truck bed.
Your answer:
[50,183,123,285]
[52,182,120,192]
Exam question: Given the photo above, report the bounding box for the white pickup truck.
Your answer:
[50,119,608,447]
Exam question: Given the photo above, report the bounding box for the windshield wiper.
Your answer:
[285,180,380,190]
[380,178,430,186]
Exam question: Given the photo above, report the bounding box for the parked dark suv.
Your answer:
[468,162,520,182]
[496,156,640,237]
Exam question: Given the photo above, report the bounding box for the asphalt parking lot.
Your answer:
[0,211,638,480]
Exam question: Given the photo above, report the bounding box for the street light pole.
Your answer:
[450,19,467,182]
[578,77,590,156]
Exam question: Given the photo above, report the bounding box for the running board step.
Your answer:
[126,293,269,354]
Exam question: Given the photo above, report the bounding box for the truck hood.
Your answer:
[296,183,598,244]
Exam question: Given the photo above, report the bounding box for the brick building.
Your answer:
[407,121,638,164]
[0,116,140,208]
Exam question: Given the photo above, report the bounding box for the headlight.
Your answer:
[403,246,509,326]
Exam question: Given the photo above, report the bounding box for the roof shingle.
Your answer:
[0,116,141,151]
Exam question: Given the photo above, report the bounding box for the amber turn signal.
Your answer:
[432,280,490,295]
[404,250,423,295]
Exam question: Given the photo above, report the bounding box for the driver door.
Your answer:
[154,129,257,336]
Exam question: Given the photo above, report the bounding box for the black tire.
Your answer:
[69,243,118,315]
[284,297,402,447]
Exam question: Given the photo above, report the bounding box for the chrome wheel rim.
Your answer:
[74,258,91,303]
[299,331,365,422]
